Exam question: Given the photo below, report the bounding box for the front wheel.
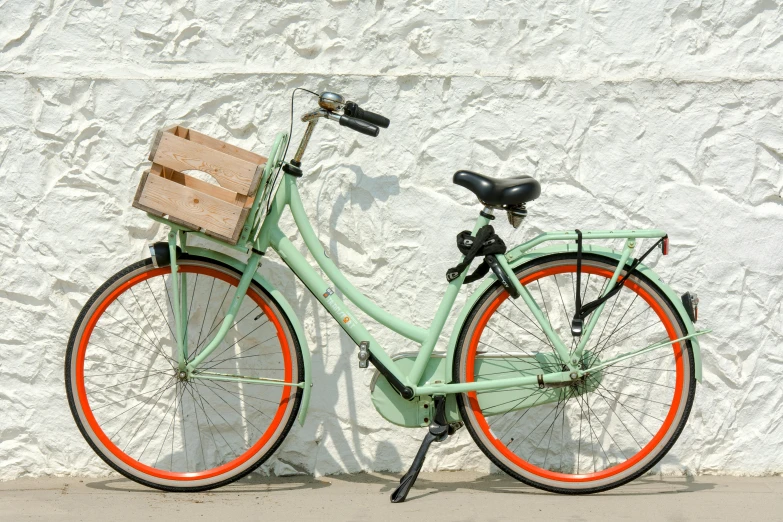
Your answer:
[454,253,696,494]
[65,255,304,491]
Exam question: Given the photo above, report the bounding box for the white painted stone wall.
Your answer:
[1,0,782,480]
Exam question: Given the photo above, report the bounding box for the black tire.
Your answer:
[65,255,304,492]
[453,253,696,494]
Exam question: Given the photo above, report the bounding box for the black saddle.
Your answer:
[453,170,541,207]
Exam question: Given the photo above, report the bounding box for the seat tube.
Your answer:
[407,208,492,386]
[482,215,577,371]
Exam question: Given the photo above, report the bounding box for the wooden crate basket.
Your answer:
[133,126,267,244]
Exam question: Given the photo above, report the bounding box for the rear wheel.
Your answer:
[65,256,303,491]
[454,253,696,493]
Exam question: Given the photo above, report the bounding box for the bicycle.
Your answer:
[65,90,708,502]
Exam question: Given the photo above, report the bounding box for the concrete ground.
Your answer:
[1,472,781,522]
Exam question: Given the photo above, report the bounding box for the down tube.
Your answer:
[271,230,411,387]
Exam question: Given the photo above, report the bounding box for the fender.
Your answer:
[445,243,703,383]
[186,247,313,425]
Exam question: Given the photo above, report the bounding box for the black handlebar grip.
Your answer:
[339,115,380,137]
[344,102,390,128]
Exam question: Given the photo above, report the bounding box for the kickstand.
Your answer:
[390,395,449,503]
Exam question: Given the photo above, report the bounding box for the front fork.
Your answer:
[168,231,187,372]
[167,231,263,376]
[492,238,637,372]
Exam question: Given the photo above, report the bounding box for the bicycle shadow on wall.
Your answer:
[302,164,405,475]
[247,165,405,478]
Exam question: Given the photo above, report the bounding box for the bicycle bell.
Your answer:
[319,92,345,111]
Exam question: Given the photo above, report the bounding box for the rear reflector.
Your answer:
[681,292,698,323]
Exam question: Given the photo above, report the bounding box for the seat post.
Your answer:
[479,206,495,220]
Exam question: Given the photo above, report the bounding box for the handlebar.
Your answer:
[311,92,390,137]
[343,101,390,129]
[339,115,380,137]
[289,91,388,165]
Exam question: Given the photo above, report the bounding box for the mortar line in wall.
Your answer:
[2,70,783,85]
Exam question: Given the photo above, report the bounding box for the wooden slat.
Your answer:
[204,208,249,244]
[133,170,167,218]
[187,128,266,165]
[160,168,250,207]
[136,174,243,239]
[151,132,260,195]
[148,126,180,161]
[247,164,264,196]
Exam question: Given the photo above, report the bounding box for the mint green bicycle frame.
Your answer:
[154,132,707,425]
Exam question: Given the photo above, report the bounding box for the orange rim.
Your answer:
[75,264,293,481]
[465,264,683,483]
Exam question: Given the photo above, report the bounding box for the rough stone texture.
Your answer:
[1,0,782,480]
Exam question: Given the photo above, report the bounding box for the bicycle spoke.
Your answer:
[199,332,277,372]
[184,380,207,469]
[108,379,176,441]
[85,357,162,373]
[122,380,179,453]
[191,296,255,356]
[196,387,255,446]
[536,280,554,337]
[577,391,612,469]
[89,370,171,395]
[483,325,541,360]
[586,382,646,448]
[491,389,550,438]
[528,391,569,463]
[93,325,175,369]
[552,274,570,321]
[187,273,199,326]
[206,380,275,421]
[194,277,217,350]
[128,286,166,349]
[592,379,666,428]
[587,296,646,365]
[495,309,552,348]
[195,380,284,406]
[599,370,675,389]
[197,350,282,369]
[508,299,556,351]
[211,325,276,362]
[137,382,179,462]
[85,345,167,372]
[507,396,567,453]
[145,279,176,340]
[112,299,165,357]
[190,383,241,461]
[92,383,175,412]
[154,382,183,469]
[574,388,627,462]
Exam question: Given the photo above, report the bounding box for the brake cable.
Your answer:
[265,87,319,215]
